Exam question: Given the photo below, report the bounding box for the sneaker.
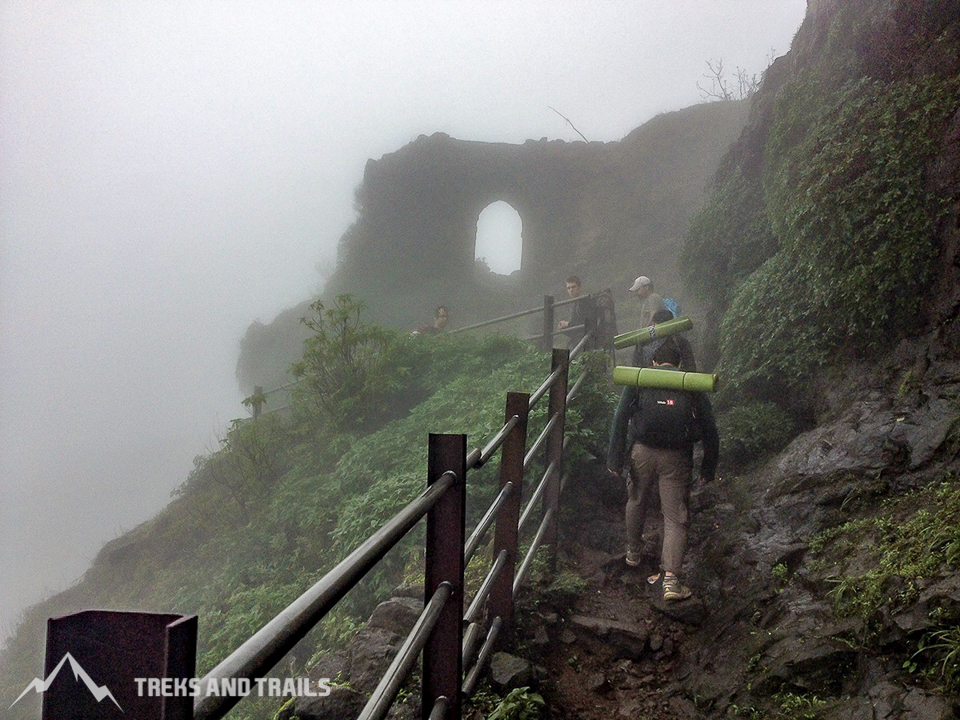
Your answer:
[662,575,692,602]
[625,550,641,567]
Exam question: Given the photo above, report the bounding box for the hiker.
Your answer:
[412,306,449,335]
[629,275,666,328]
[557,275,587,346]
[607,340,719,602]
[634,309,697,371]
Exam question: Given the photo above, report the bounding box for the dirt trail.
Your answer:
[526,483,705,720]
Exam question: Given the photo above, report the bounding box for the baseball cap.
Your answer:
[629,276,651,292]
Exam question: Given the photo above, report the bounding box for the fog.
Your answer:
[0,0,806,639]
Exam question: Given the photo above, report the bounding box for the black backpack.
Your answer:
[632,386,696,449]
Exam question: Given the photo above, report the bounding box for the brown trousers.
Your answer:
[625,443,693,574]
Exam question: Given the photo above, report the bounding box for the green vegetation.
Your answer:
[0,296,616,719]
[811,477,960,620]
[811,475,960,690]
[721,76,957,396]
[717,401,797,469]
[487,687,546,720]
[727,691,829,719]
[683,50,959,410]
[464,683,545,720]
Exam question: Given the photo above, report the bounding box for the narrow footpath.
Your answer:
[518,472,707,720]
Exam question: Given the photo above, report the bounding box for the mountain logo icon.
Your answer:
[10,652,123,711]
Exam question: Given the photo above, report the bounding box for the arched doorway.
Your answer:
[474,201,522,276]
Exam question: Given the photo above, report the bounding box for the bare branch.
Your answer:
[548,106,589,142]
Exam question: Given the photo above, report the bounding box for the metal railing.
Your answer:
[247,294,595,419]
[41,321,600,720]
[207,343,582,720]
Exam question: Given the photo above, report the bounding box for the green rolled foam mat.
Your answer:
[612,366,719,392]
[613,316,693,349]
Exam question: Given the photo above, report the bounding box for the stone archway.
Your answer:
[474,201,523,276]
[332,132,605,324]
[328,103,752,328]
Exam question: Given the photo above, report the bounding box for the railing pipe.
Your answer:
[523,414,558,469]
[543,349,569,558]
[566,370,587,404]
[356,582,453,720]
[428,696,451,720]
[463,550,508,625]
[513,508,555,595]
[476,415,520,466]
[193,472,456,720]
[528,367,562,409]
[462,616,503,697]
[568,330,591,361]
[517,460,557,534]
[463,482,515,565]
[466,447,482,470]
[449,296,578,335]
[461,621,483,667]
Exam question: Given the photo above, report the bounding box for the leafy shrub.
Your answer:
[717,401,797,468]
[292,294,399,430]
[718,75,958,397]
[488,687,545,720]
[680,166,777,308]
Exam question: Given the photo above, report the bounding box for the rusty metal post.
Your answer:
[541,295,554,352]
[35,610,196,720]
[488,392,530,646]
[423,434,466,720]
[583,294,598,351]
[544,349,570,562]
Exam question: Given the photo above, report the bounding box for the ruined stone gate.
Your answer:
[329,131,623,326]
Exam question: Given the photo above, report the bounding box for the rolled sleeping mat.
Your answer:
[613,366,719,392]
[613,315,693,349]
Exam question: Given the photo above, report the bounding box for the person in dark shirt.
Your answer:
[557,275,586,347]
[607,340,719,602]
[412,306,449,335]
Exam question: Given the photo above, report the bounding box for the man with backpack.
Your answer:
[607,340,719,602]
[629,275,666,327]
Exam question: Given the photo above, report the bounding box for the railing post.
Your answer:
[541,295,554,352]
[583,295,598,351]
[423,434,466,720]
[544,349,569,565]
[36,610,196,720]
[489,392,530,647]
[252,386,264,420]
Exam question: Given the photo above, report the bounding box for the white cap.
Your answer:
[629,276,651,292]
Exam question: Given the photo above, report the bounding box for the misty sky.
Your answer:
[0,1,807,640]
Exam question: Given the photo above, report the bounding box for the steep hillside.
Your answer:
[0,322,616,720]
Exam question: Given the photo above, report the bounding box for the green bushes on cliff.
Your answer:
[685,73,959,407]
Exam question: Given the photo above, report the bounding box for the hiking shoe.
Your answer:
[625,550,641,567]
[662,575,692,602]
